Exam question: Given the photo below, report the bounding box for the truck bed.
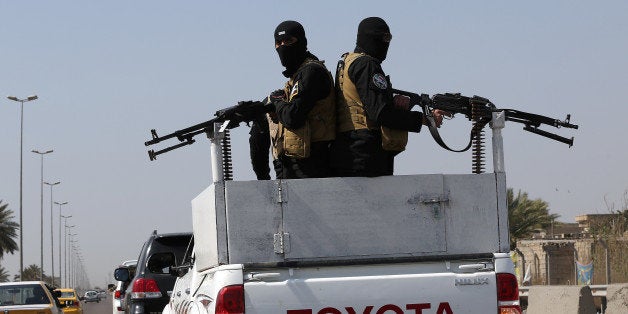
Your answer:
[192,173,509,271]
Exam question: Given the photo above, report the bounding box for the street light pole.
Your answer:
[58,204,69,286]
[32,149,53,281]
[74,249,83,289]
[7,94,38,281]
[69,236,77,287]
[44,181,60,285]
[65,225,75,287]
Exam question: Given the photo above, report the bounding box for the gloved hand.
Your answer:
[270,89,285,101]
[263,89,286,113]
[393,94,411,111]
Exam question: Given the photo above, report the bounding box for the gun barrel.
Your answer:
[145,118,218,147]
[503,109,579,130]
[557,120,579,129]
[523,126,574,147]
[145,130,175,146]
[147,139,197,161]
[144,100,268,161]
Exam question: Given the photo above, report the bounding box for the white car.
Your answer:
[83,290,100,303]
[113,259,137,314]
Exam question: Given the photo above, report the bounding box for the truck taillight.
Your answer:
[215,285,244,314]
[497,273,518,300]
[114,290,121,299]
[131,278,163,299]
[496,273,522,314]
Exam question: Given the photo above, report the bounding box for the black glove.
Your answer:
[264,89,286,112]
[270,89,285,100]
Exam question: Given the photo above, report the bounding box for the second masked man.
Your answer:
[331,17,447,177]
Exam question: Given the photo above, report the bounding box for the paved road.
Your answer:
[81,294,112,314]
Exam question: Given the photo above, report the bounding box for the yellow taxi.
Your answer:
[0,281,63,313]
[54,288,83,314]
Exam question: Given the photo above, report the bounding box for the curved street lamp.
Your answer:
[65,225,75,287]
[7,94,38,280]
[69,236,78,287]
[32,149,53,281]
[44,181,60,285]
[57,203,69,286]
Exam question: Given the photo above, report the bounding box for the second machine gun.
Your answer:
[391,89,579,173]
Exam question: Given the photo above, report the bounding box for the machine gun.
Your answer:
[144,100,270,162]
[391,89,579,173]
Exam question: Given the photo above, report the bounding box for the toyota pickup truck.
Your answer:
[152,102,576,314]
[165,173,520,314]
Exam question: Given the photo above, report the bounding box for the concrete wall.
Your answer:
[605,284,628,314]
[526,286,597,314]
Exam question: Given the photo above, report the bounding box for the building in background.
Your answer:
[513,212,627,285]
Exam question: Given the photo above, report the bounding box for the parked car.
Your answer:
[113,259,137,314]
[115,230,192,314]
[54,288,83,314]
[82,290,100,303]
[0,281,63,313]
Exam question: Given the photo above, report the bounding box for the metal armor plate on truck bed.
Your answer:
[192,173,508,270]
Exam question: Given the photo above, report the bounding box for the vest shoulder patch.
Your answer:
[372,73,388,89]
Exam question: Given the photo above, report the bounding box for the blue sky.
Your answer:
[1,1,627,287]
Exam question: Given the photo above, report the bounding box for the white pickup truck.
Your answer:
[162,113,523,314]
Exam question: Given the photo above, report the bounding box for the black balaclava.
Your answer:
[356,17,391,61]
[275,21,308,76]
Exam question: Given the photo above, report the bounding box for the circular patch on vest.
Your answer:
[372,73,388,90]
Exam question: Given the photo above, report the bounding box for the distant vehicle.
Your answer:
[114,230,192,314]
[0,281,63,313]
[54,288,83,314]
[82,290,100,303]
[113,259,137,314]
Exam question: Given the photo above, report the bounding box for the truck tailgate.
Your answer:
[243,262,497,314]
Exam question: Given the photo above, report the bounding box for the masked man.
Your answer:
[250,21,336,179]
[331,17,447,177]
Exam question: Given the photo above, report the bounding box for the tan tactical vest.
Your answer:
[268,58,336,159]
[336,52,408,152]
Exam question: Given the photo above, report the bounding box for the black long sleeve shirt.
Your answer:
[348,51,423,133]
[330,50,424,176]
[249,53,334,180]
[275,53,332,129]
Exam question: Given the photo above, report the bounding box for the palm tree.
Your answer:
[508,188,559,249]
[13,264,43,281]
[0,200,20,259]
[0,265,10,282]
